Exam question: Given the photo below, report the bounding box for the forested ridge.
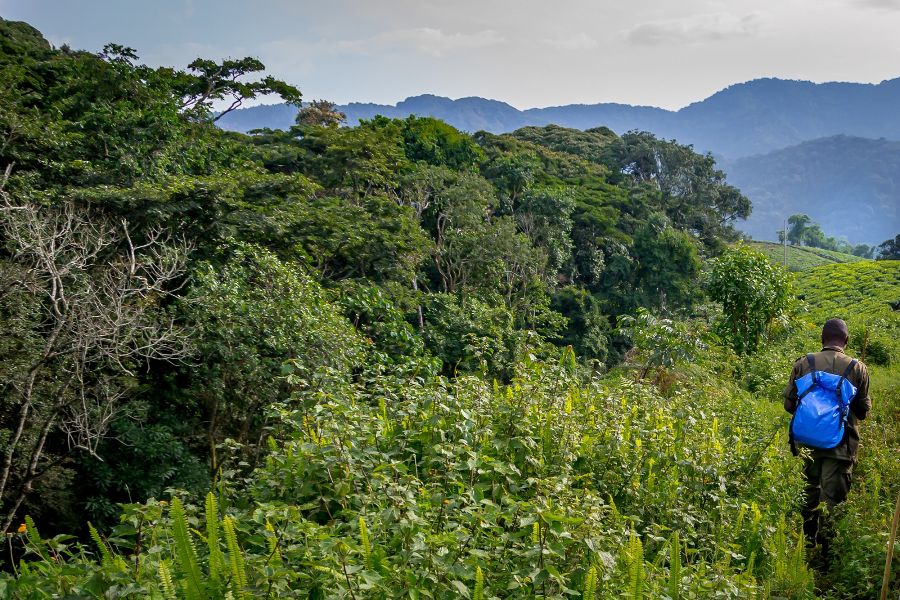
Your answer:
[1,18,898,599]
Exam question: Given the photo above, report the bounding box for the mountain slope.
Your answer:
[217,77,900,159]
[747,241,867,272]
[726,135,900,245]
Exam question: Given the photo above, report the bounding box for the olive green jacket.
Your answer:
[783,346,871,462]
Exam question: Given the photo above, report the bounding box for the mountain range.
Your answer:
[216,77,900,244]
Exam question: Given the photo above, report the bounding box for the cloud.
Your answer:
[541,33,599,51]
[337,28,505,58]
[853,0,900,9]
[626,13,760,46]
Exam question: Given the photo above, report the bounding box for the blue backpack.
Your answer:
[789,354,858,449]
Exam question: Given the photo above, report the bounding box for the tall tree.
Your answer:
[608,132,751,249]
[876,234,900,259]
[787,214,812,246]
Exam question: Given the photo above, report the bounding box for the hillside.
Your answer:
[799,259,900,320]
[748,241,867,271]
[217,77,900,159]
[3,18,899,599]
[726,135,900,245]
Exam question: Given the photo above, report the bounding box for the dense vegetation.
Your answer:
[0,18,898,599]
[218,79,900,162]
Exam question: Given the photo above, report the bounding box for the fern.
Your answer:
[88,522,113,568]
[473,565,484,600]
[788,533,811,590]
[745,550,756,579]
[205,492,225,590]
[23,516,49,561]
[223,515,249,600]
[265,519,281,564]
[667,531,681,600]
[170,497,206,600]
[583,565,597,600]
[159,559,178,600]
[627,532,644,600]
[359,517,372,569]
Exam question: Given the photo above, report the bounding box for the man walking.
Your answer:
[783,318,871,563]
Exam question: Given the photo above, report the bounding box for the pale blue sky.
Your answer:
[3,0,900,109]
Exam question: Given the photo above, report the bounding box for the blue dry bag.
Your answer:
[789,354,858,449]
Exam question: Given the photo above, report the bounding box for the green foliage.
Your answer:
[877,233,900,259]
[630,214,702,310]
[618,308,706,379]
[402,115,485,170]
[510,124,618,165]
[706,245,794,354]
[606,131,751,249]
[786,213,859,254]
[182,242,364,472]
[550,287,610,362]
[170,496,205,599]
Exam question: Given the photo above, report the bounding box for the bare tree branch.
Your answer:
[0,190,191,531]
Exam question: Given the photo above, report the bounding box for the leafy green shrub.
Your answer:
[706,244,794,354]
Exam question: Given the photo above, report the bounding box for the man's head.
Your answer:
[822,318,850,349]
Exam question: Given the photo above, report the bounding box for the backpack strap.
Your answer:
[836,359,858,416]
[797,354,817,400]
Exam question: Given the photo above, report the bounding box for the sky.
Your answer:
[3,0,900,110]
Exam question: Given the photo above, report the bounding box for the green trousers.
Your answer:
[802,455,852,555]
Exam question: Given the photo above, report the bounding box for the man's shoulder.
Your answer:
[791,352,812,368]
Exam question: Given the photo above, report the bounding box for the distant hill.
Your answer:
[747,241,867,272]
[725,136,900,245]
[217,77,900,159]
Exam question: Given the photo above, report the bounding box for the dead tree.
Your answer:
[0,187,189,533]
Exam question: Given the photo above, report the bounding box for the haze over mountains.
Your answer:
[217,77,900,245]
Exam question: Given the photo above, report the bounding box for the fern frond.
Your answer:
[583,565,597,600]
[628,532,644,600]
[159,559,178,600]
[23,516,49,561]
[359,517,371,569]
[205,492,225,588]
[223,515,249,600]
[473,566,484,600]
[170,497,206,600]
[88,522,113,567]
[667,531,681,600]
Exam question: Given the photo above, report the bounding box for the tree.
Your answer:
[787,214,811,246]
[706,245,793,354]
[183,243,364,474]
[295,99,346,127]
[876,234,900,259]
[608,132,751,248]
[515,187,575,282]
[0,192,189,532]
[173,55,302,121]
[550,287,609,361]
[851,244,873,259]
[401,116,484,170]
[630,214,701,311]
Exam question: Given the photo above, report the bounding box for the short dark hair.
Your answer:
[822,318,849,345]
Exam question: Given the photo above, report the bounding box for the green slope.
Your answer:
[748,241,867,271]
[796,259,900,321]
[785,260,900,595]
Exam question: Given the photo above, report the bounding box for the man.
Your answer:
[783,318,871,561]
